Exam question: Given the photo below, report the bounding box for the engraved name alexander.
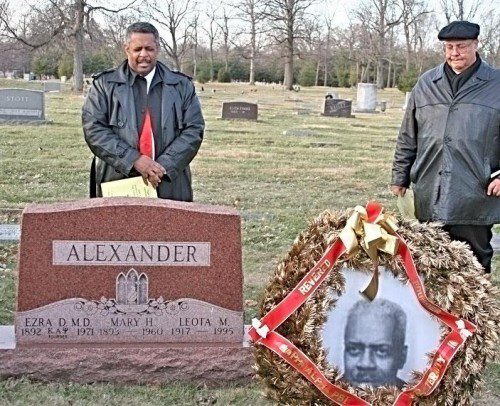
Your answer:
[53,241,211,266]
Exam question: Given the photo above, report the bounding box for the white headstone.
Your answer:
[356,83,377,112]
[403,92,411,110]
[60,76,67,83]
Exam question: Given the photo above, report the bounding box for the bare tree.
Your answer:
[440,0,483,23]
[399,0,431,72]
[263,0,317,90]
[0,0,138,92]
[202,6,219,82]
[147,0,195,71]
[217,7,231,71]
[322,17,333,87]
[354,0,402,88]
[233,0,266,85]
[479,9,499,66]
[190,12,199,78]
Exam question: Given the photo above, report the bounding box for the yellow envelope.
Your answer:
[397,189,416,219]
[101,177,158,198]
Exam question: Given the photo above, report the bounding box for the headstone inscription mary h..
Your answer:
[221,101,258,120]
[0,89,45,122]
[15,198,244,346]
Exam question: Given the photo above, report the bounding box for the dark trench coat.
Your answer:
[392,60,499,225]
[82,61,204,201]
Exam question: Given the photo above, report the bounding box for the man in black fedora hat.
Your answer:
[391,21,499,273]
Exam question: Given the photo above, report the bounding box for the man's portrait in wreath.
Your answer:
[322,267,443,389]
[343,299,408,388]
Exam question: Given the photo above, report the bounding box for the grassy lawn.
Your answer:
[0,79,497,404]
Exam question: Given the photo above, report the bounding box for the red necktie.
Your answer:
[139,109,154,159]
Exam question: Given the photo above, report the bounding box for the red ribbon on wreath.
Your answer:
[249,202,476,406]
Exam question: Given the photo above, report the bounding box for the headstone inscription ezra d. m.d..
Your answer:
[322,98,353,117]
[221,102,258,120]
[0,89,45,122]
[15,198,243,346]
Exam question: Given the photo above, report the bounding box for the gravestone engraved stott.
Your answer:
[0,89,45,121]
[322,98,353,118]
[43,81,61,92]
[221,102,258,120]
[15,198,243,345]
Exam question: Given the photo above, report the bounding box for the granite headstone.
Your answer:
[15,198,244,346]
[322,98,353,117]
[0,89,45,122]
[43,81,61,92]
[356,83,377,112]
[221,102,258,120]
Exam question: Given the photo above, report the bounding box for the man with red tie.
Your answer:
[83,22,205,201]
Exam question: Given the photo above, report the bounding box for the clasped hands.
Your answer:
[133,155,166,188]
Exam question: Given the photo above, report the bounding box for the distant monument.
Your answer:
[355,83,378,113]
[221,102,258,120]
[43,82,61,92]
[0,89,45,122]
[322,97,353,118]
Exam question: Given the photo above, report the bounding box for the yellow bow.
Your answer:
[338,205,399,300]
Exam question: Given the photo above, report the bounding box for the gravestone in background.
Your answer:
[403,91,411,110]
[221,102,258,120]
[325,91,339,99]
[0,89,45,122]
[322,98,353,118]
[15,198,244,346]
[43,81,61,92]
[355,83,378,112]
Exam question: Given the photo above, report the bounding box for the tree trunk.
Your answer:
[315,60,320,86]
[386,61,391,88]
[72,0,85,93]
[283,31,294,90]
[376,58,384,89]
[249,57,255,85]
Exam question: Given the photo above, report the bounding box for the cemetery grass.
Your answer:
[0,80,498,405]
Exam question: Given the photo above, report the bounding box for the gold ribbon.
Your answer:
[339,206,399,300]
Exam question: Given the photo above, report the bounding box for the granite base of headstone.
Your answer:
[0,198,252,384]
[354,83,378,113]
[322,98,353,118]
[0,89,46,123]
[221,102,258,120]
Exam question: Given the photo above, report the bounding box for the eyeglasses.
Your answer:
[443,41,475,52]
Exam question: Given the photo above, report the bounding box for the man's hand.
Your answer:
[133,155,166,188]
[390,185,407,197]
[487,178,500,196]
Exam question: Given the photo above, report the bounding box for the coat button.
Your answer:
[118,121,123,127]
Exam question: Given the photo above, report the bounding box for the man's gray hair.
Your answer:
[125,22,160,45]
[346,298,407,345]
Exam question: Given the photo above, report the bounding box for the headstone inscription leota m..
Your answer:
[322,98,353,117]
[15,198,244,346]
[0,89,45,122]
[221,102,258,120]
